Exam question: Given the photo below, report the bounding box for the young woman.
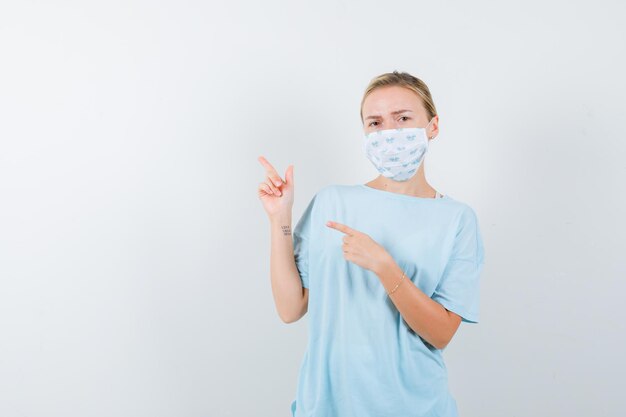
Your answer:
[257,71,485,417]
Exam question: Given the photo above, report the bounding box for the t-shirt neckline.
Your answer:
[358,184,448,202]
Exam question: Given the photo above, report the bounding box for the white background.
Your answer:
[1,1,625,416]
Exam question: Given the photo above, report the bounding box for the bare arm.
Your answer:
[269,212,308,323]
[374,256,461,350]
[257,156,308,324]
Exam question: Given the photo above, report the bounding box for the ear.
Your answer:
[429,115,439,140]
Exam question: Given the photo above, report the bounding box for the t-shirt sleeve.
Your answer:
[431,206,485,324]
[293,193,317,289]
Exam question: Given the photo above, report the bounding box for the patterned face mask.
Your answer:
[363,118,435,182]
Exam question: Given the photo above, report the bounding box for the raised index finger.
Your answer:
[326,220,357,236]
[257,156,284,187]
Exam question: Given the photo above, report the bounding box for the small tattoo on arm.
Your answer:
[281,225,291,236]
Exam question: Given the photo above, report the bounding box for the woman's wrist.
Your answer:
[269,213,293,237]
[269,212,292,224]
[372,252,395,276]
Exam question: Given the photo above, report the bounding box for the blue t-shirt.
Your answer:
[290,184,485,417]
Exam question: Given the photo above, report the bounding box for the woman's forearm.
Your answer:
[269,213,308,323]
[373,256,458,349]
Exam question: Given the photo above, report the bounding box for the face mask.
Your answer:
[363,118,435,181]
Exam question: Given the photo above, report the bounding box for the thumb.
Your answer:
[285,164,294,186]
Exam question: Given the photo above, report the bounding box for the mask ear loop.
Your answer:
[426,116,435,139]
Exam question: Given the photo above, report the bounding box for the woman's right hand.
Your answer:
[257,156,294,219]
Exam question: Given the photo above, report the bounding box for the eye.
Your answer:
[399,116,410,122]
[368,121,379,127]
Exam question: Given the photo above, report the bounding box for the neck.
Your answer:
[367,167,436,198]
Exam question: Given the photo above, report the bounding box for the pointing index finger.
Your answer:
[326,220,356,235]
[257,156,285,187]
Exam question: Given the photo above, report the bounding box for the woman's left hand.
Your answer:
[326,220,391,274]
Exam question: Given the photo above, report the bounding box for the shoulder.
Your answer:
[436,196,482,238]
[442,195,479,219]
[299,184,339,214]
[299,184,358,217]
[445,198,483,250]
[310,183,352,201]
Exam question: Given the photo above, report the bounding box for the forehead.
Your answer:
[362,85,425,117]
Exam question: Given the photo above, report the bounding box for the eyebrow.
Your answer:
[364,109,413,120]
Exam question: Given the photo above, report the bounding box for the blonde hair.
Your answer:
[359,71,438,124]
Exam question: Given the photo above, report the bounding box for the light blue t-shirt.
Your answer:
[290,183,485,417]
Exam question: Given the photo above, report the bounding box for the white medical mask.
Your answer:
[363,118,435,181]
